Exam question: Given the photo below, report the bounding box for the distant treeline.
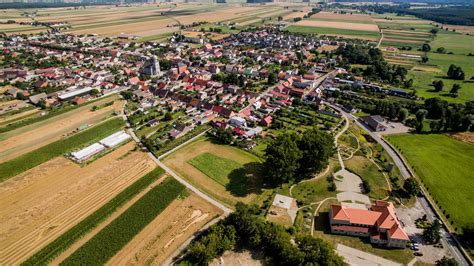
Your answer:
[365,4,474,26]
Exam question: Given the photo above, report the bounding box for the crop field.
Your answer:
[0,4,287,37]
[0,117,125,181]
[61,177,185,265]
[286,25,380,41]
[0,142,157,264]
[107,191,222,265]
[0,97,123,162]
[24,167,165,265]
[188,152,243,186]
[163,136,264,207]
[387,134,474,231]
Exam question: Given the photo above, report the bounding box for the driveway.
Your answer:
[336,244,401,266]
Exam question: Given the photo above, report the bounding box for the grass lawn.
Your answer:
[164,136,264,207]
[407,52,474,103]
[386,134,474,231]
[345,155,389,200]
[285,25,380,39]
[430,31,474,55]
[189,152,248,194]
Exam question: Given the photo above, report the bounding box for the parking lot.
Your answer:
[396,201,452,264]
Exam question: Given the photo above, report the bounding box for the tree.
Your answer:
[297,128,334,177]
[421,55,429,63]
[403,78,414,89]
[264,133,302,184]
[433,80,444,92]
[423,219,441,243]
[403,178,420,196]
[430,120,443,132]
[163,112,173,121]
[447,64,465,80]
[267,72,277,85]
[450,84,461,96]
[436,256,458,266]
[436,47,446,54]
[215,127,233,144]
[398,108,409,122]
[422,43,431,52]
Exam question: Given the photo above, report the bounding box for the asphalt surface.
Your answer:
[327,102,469,266]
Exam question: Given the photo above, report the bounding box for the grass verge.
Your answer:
[60,177,185,265]
[0,117,124,182]
[21,167,165,265]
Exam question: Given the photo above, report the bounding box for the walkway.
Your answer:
[336,244,401,266]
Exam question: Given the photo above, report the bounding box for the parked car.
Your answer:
[414,252,423,256]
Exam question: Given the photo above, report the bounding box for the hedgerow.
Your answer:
[60,177,185,265]
[22,167,165,265]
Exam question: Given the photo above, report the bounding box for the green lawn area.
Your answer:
[345,155,389,200]
[0,117,124,182]
[188,152,242,186]
[430,31,474,55]
[386,134,474,231]
[285,25,380,39]
[408,52,474,103]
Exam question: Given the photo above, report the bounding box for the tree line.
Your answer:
[181,203,345,265]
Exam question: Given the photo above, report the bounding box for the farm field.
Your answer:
[386,134,474,232]
[0,117,125,182]
[107,192,222,265]
[0,97,123,163]
[0,4,288,37]
[286,25,380,41]
[0,142,156,264]
[163,136,264,207]
[61,177,185,265]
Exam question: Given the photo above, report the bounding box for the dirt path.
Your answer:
[0,98,123,163]
[0,142,155,264]
[106,193,222,265]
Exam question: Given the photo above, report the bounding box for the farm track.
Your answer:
[0,143,155,264]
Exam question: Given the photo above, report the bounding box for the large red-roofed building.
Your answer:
[329,201,409,248]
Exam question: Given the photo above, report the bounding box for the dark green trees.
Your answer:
[264,128,334,185]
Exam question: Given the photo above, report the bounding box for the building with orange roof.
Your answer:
[329,201,409,248]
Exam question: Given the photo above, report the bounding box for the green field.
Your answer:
[286,25,380,39]
[0,118,124,181]
[387,134,474,231]
[189,152,243,186]
[430,31,474,55]
[23,167,165,265]
[61,177,185,265]
[408,52,474,103]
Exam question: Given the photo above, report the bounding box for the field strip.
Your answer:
[60,177,185,265]
[295,20,379,32]
[0,101,121,163]
[107,192,222,265]
[0,109,40,125]
[0,144,156,264]
[49,173,168,265]
[0,117,125,182]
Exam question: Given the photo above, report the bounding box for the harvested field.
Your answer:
[0,142,156,264]
[107,192,222,265]
[310,11,374,22]
[317,44,339,52]
[295,20,379,32]
[163,137,263,207]
[0,98,123,163]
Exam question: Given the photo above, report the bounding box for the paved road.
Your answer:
[327,102,469,266]
[337,244,401,266]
